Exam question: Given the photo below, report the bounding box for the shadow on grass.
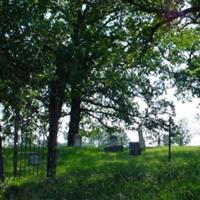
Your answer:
[2,146,200,200]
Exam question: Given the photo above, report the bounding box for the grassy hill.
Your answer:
[1,146,200,200]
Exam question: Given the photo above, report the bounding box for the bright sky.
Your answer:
[127,96,200,146]
[175,99,200,146]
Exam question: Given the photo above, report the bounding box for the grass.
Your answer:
[1,146,200,200]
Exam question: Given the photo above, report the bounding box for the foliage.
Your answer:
[172,118,192,146]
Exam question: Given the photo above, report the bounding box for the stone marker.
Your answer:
[129,142,141,155]
[74,134,82,147]
[103,135,124,152]
[28,153,40,166]
[163,135,169,146]
[109,135,118,145]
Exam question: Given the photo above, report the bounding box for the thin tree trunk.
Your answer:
[13,109,19,177]
[157,134,161,146]
[47,83,63,178]
[67,96,81,146]
[0,136,4,182]
[138,124,145,150]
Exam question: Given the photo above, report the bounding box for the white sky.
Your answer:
[127,93,200,146]
[175,99,200,145]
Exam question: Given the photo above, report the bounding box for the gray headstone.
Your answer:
[163,135,169,146]
[28,153,40,166]
[129,142,141,155]
[74,134,82,147]
[109,135,119,145]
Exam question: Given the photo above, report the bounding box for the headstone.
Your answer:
[103,135,124,152]
[109,135,118,145]
[74,134,82,147]
[28,153,40,166]
[163,135,169,146]
[129,142,141,155]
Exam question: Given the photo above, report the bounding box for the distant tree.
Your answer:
[80,125,129,147]
[141,99,176,146]
[172,118,192,146]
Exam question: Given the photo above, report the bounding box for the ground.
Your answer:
[1,146,200,200]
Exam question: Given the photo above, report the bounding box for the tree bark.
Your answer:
[13,109,19,177]
[67,96,81,146]
[138,124,145,150]
[157,133,161,146]
[47,83,63,177]
[0,136,4,182]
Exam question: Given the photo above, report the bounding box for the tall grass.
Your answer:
[1,146,200,200]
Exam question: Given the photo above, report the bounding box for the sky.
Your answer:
[175,99,200,145]
[127,96,200,146]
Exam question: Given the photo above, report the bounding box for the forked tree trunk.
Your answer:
[47,84,63,177]
[67,96,81,146]
[0,136,4,182]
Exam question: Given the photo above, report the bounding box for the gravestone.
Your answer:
[103,135,124,152]
[110,135,118,145]
[163,135,169,146]
[28,153,40,166]
[74,134,82,147]
[129,142,141,155]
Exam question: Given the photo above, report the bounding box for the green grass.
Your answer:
[1,146,200,200]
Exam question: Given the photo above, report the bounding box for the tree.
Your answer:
[0,0,56,177]
[64,0,134,146]
[65,0,179,146]
[140,99,176,146]
[172,118,192,146]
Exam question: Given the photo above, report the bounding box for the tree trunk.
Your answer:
[0,136,4,182]
[179,135,184,146]
[13,109,19,177]
[47,83,63,177]
[138,125,145,150]
[67,96,81,146]
[157,134,161,146]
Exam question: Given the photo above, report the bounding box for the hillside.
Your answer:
[1,146,200,200]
